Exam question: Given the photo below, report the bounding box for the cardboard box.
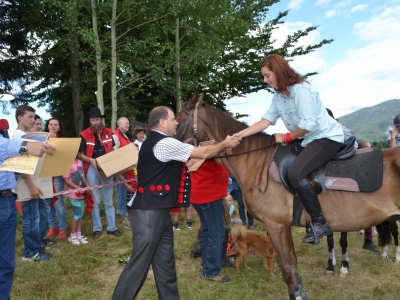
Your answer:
[95,143,139,180]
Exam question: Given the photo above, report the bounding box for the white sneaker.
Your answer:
[78,236,89,244]
[68,237,80,245]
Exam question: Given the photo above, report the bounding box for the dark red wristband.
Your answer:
[283,132,293,143]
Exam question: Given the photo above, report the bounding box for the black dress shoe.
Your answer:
[107,230,122,237]
[362,240,379,252]
[221,260,234,268]
[190,250,201,258]
[302,222,332,244]
[92,231,102,239]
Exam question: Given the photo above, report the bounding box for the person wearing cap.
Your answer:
[133,126,145,150]
[112,117,132,228]
[112,106,240,300]
[0,96,56,298]
[389,114,400,148]
[78,108,122,239]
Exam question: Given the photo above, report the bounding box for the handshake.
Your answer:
[223,134,242,150]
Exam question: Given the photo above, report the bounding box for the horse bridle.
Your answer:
[177,102,201,147]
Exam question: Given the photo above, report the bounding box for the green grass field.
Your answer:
[11,202,400,300]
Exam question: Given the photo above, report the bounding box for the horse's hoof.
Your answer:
[338,267,349,277]
[325,270,335,277]
[392,257,400,263]
[338,271,348,278]
[381,255,389,260]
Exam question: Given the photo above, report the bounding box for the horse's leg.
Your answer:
[376,221,391,260]
[267,221,308,300]
[390,220,400,263]
[325,233,336,277]
[338,232,350,277]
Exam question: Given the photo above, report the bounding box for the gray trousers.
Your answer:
[112,208,179,300]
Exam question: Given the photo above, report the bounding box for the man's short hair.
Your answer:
[148,106,171,129]
[116,117,128,127]
[34,114,41,121]
[15,105,35,123]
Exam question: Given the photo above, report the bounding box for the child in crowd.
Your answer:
[63,157,90,245]
[133,126,146,150]
[224,194,242,226]
[171,207,192,231]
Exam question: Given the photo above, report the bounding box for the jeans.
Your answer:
[48,176,67,230]
[193,200,225,277]
[116,174,127,216]
[87,165,117,232]
[22,198,49,258]
[0,195,17,299]
[231,188,253,226]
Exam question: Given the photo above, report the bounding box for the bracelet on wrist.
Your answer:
[282,132,293,143]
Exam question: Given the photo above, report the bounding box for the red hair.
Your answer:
[260,54,307,97]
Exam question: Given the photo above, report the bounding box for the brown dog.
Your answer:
[230,223,276,277]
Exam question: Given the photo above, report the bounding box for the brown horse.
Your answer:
[176,92,400,300]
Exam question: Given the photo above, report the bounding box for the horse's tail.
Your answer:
[231,223,247,239]
[376,221,392,246]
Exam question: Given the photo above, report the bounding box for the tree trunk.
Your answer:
[110,0,118,130]
[175,17,181,113]
[70,2,83,135]
[91,0,105,121]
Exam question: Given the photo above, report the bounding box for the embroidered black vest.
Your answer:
[131,131,191,209]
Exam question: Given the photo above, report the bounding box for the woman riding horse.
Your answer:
[233,54,344,244]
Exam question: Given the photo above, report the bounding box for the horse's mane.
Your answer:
[202,103,273,151]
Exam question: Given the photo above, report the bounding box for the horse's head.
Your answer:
[175,91,209,145]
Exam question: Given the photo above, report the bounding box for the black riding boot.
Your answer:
[295,179,332,244]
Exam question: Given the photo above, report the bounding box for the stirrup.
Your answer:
[302,221,332,244]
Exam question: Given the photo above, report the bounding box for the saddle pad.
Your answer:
[325,149,383,192]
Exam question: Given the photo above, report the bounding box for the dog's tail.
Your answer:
[231,223,247,239]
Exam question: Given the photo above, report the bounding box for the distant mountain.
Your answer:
[337,99,400,148]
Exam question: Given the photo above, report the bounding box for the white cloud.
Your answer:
[316,0,331,5]
[350,4,368,12]
[311,5,400,117]
[354,6,400,42]
[288,0,304,10]
[325,9,337,17]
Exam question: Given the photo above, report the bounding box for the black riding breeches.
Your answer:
[288,138,342,189]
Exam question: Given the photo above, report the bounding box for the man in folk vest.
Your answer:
[112,106,240,300]
[78,108,122,239]
[112,117,131,228]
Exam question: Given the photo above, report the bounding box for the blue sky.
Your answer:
[226,0,400,134]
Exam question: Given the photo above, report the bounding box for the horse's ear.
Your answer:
[198,93,205,106]
[189,91,199,109]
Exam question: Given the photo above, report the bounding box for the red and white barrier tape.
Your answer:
[17,178,136,201]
